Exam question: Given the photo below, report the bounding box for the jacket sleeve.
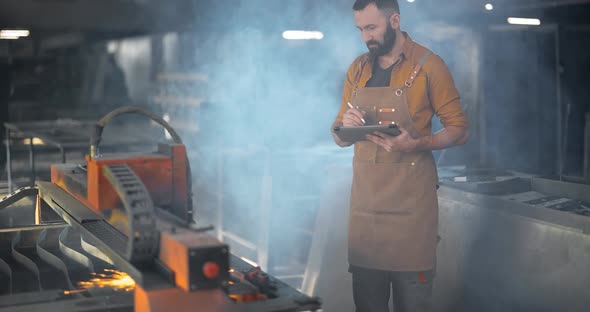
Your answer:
[427,55,468,128]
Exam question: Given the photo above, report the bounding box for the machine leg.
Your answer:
[5,128,11,193]
[28,136,35,185]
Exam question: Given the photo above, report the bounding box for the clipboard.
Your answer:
[333,124,401,143]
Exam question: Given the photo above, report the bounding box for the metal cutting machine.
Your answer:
[0,107,321,312]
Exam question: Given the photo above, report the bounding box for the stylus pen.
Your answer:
[347,102,366,124]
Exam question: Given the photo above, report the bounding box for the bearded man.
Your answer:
[331,1,469,311]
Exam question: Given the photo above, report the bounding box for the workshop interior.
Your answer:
[0,0,589,311]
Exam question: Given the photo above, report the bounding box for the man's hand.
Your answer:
[342,108,366,127]
[366,127,419,153]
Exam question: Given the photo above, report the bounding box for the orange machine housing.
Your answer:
[51,143,191,222]
[135,286,236,312]
[159,230,230,292]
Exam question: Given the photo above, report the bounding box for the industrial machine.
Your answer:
[0,107,321,312]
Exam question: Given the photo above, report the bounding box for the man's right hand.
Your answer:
[342,108,366,127]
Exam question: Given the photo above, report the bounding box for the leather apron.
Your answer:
[348,52,439,271]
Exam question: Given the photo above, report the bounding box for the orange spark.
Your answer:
[64,269,136,294]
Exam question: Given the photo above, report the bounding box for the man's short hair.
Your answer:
[352,0,400,14]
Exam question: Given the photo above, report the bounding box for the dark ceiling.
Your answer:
[0,0,588,39]
[0,0,194,36]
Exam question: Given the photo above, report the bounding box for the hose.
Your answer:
[90,106,182,158]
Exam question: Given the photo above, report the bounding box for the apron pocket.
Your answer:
[351,161,422,215]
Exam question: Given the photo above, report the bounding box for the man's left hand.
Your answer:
[366,127,420,153]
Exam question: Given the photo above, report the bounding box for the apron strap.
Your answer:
[354,51,432,97]
[395,50,432,96]
[403,51,432,88]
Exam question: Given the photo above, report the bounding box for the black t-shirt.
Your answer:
[365,59,398,88]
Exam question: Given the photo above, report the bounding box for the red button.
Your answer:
[202,262,220,279]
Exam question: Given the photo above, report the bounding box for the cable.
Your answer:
[90,106,182,158]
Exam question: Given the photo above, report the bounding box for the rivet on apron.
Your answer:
[391,121,396,125]
[411,162,416,166]
[379,109,383,113]
[378,121,383,125]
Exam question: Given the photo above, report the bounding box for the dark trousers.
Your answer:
[349,265,433,312]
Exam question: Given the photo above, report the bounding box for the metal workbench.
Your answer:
[304,166,590,312]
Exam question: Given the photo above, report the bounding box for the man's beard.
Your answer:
[366,24,397,57]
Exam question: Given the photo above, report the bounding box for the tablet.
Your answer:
[333,124,401,143]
